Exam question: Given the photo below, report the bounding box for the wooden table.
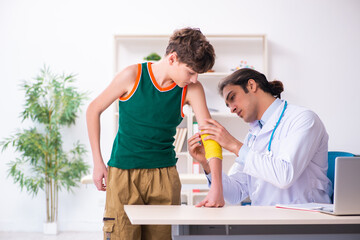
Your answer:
[124,205,360,240]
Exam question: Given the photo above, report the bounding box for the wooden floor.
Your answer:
[0,232,103,240]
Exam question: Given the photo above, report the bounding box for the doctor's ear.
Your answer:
[247,79,258,92]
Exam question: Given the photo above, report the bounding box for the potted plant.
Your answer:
[143,52,161,62]
[0,66,89,234]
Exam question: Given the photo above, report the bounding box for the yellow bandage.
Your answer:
[201,134,223,160]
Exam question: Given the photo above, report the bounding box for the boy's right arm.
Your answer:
[185,82,225,207]
[86,64,138,191]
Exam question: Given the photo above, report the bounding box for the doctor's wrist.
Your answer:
[230,140,243,157]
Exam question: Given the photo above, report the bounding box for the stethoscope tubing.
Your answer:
[267,101,288,152]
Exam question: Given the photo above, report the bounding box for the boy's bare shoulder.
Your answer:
[187,82,204,93]
[113,64,139,84]
[185,82,205,104]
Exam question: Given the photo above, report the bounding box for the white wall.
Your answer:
[0,0,359,232]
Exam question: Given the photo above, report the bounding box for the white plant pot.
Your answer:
[43,222,58,235]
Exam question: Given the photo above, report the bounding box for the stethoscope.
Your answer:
[267,101,288,153]
[246,101,288,154]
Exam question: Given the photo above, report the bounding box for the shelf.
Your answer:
[176,152,188,157]
[81,173,208,186]
[223,151,235,157]
[199,72,231,79]
[202,72,231,76]
[179,173,208,185]
[192,191,208,197]
[210,112,238,118]
[80,174,93,184]
[181,191,209,197]
[185,112,238,118]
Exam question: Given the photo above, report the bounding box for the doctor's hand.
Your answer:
[200,119,243,156]
[188,133,210,173]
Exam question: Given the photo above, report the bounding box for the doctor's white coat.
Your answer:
[219,100,332,206]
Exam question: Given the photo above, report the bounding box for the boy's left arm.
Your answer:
[185,82,225,207]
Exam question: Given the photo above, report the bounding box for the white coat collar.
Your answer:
[249,99,287,136]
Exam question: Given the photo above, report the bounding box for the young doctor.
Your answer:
[188,68,332,206]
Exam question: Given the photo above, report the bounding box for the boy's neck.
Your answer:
[150,60,174,88]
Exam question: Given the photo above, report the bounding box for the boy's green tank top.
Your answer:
[108,62,187,169]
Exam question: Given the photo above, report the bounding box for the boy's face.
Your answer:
[168,53,198,87]
[172,62,198,88]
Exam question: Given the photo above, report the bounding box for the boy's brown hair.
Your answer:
[166,27,215,73]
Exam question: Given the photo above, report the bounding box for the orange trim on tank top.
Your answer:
[119,64,142,101]
[181,85,187,118]
[147,62,176,91]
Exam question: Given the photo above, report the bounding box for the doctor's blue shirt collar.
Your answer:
[259,98,283,128]
[235,98,283,166]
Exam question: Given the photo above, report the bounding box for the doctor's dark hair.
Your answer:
[218,68,284,99]
[165,27,215,73]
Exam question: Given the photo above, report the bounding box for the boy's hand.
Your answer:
[93,161,108,191]
[196,185,225,208]
[188,133,210,173]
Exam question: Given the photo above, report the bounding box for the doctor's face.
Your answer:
[223,84,258,123]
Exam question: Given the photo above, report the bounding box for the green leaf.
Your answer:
[1,65,90,198]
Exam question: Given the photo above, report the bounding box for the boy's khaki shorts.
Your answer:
[103,166,181,240]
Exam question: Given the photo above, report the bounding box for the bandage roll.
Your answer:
[200,134,223,160]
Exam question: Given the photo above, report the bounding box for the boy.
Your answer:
[86,27,224,240]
